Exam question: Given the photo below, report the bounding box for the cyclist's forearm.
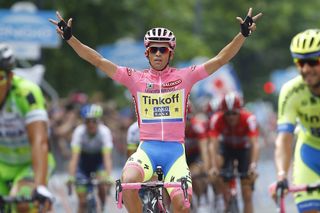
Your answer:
[208,137,220,169]
[250,137,259,165]
[28,121,49,186]
[275,133,293,179]
[103,152,113,175]
[204,33,246,75]
[199,138,210,171]
[32,143,48,186]
[68,152,79,176]
[67,36,117,77]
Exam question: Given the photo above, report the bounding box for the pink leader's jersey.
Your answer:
[112,65,208,143]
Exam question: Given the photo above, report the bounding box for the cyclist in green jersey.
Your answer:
[274,29,320,213]
[0,43,55,212]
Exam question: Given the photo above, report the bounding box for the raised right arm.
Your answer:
[49,11,117,78]
[67,36,117,78]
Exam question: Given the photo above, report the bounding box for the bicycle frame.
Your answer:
[220,170,249,213]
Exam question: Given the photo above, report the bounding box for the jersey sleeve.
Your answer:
[15,76,48,124]
[70,126,83,153]
[277,82,299,133]
[111,66,138,91]
[208,113,221,138]
[190,116,208,140]
[246,114,259,137]
[182,64,209,86]
[101,125,113,153]
[127,122,140,151]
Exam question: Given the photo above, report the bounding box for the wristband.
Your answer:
[68,176,75,182]
[277,170,286,179]
[250,162,257,170]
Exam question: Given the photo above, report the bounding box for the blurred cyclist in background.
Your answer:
[0,43,55,212]
[184,102,210,207]
[126,121,139,158]
[50,8,262,212]
[208,92,259,213]
[68,104,113,213]
[274,29,320,213]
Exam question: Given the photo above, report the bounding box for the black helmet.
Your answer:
[0,43,15,72]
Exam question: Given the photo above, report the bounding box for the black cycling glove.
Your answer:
[32,185,54,204]
[276,178,288,198]
[240,16,253,37]
[57,19,72,41]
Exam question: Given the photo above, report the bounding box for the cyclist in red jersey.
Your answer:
[207,92,259,213]
[49,8,262,213]
[185,103,210,206]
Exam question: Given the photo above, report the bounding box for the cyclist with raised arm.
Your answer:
[68,104,113,213]
[208,92,259,213]
[0,43,55,212]
[274,29,320,213]
[49,8,262,213]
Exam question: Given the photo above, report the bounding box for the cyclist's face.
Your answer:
[85,118,98,134]
[0,71,12,102]
[224,110,240,126]
[147,42,173,71]
[295,58,320,88]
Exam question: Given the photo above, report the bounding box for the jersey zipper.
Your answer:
[159,75,164,141]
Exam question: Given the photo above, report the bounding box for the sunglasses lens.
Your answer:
[159,47,169,54]
[149,47,170,54]
[295,59,320,67]
[149,47,158,54]
[86,118,97,124]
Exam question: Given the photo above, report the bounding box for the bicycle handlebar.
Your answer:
[288,183,320,193]
[269,182,320,213]
[0,195,47,213]
[115,178,190,209]
[67,178,113,195]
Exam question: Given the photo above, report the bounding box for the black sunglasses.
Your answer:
[148,46,171,54]
[294,58,320,67]
[85,118,98,124]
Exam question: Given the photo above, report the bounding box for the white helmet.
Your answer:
[144,27,176,50]
[0,43,15,72]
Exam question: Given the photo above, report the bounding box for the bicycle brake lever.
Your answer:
[180,177,190,208]
[115,179,122,202]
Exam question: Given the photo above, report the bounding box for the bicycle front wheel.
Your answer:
[226,196,239,213]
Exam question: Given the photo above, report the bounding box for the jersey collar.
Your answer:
[148,66,171,77]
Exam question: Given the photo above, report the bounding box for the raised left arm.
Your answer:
[204,8,262,75]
